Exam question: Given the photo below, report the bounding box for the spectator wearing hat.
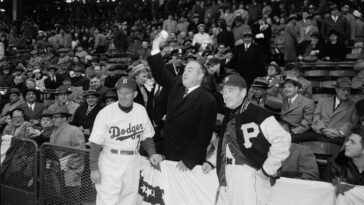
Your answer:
[1,88,22,116]
[353,10,364,43]
[341,2,356,44]
[232,16,251,44]
[216,20,235,49]
[284,14,300,62]
[49,105,85,204]
[165,49,185,77]
[0,66,13,87]
[308,78,358,145]
[35,109,53,145]
[285,63,313,99]
[279,75,315,138]
[71,66,90,91]
[188,13,202,33]
[297,12,319,43]
[321,4,350,42]
[113,21,128,53]
[192,24,212,47]
[163,14,178,34]
[231,29,266,87]
[324,126,364,185]
[298,32,325,61]
[263,61,281,97]
[17,88,45,125]
[101,89,118,106]
[249,78,270,107]
[252,17,272,59]
[322,29,347,61]
[48,85,80,121]
[138,40,151,60]
[44,65,62,89]
[72,90,102,141]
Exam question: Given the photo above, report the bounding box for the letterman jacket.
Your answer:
[213,99,291,185]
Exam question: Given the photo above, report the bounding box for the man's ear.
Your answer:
[133,91,138,98]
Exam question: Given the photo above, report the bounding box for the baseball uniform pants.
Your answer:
[216,163,272,205]
[95,148,141,205]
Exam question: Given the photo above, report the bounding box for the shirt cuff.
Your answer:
[151,49,161,56]
[338,130,344,136]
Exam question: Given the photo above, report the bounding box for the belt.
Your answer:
[110,149,137,155]
[226,158,244,165]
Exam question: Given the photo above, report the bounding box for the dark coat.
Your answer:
[147,53,217,169]
[324,151,364,185]
[164,63,184,76]
[281,143,319,180]
[232,43,266,87]
[17,102,45,121]
[321,15,350,42]
[216,30,235,49]
[113,29,128,52]
[72,103,102,141]
[146,84,167,128]
[71,76,90,91]
[44,75,63,90]
[323,41,347,61]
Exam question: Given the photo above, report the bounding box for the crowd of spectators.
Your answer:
[0,0,364,196]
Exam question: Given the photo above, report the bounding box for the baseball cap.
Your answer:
[221,74,247,89]
[116,76,137,91]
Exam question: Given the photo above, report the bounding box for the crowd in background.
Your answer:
[1,0,364,192]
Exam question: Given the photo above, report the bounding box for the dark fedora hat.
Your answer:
[50,106,72,117]
[328,29,340,36]
[333,77,352,88]
[281,75,302,88]
[47,65,58,71]
[83,90,100,97]
[8,88,21,95]
[40,109,53,118]
[23,88,38,96]
[251,78,269,89]
[102,89,118,101]
[328,4,338,12]
[55,85,72,95]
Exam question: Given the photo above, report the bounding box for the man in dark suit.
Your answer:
[146,83,168,153]
[17,88,45,125]
[164,49,184,77]
[232,30,266,87]
[113,21,128,53]
[44,66,62,89]
[147,33,217,171]
[72,90,103,142]
[321,4,350,42]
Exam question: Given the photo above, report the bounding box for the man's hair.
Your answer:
[352,126,364,147]
[191,60,207,77]
[89,74,100,80]
[11,108,24,118]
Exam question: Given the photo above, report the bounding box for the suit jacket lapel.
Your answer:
[169,87,202,118]
[282,95,301,114]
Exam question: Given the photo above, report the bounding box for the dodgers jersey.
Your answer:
[89,102,155,150]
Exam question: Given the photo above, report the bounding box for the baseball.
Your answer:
[160,30,169,40]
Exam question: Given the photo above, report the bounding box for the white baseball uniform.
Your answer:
[89,102,155,205]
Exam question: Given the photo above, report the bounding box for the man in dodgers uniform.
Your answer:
[89,76,163,205]
[203,74,291,205]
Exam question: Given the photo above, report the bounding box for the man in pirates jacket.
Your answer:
[203,74,291,205]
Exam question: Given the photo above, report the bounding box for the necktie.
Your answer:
[183,88,189,97]
[245,45,248,51]
[29,104,33,111]
[86,106,93,115]
[288,99,292,107]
